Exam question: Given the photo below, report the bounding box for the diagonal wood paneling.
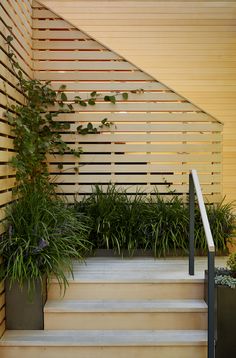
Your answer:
[38,0,236,203]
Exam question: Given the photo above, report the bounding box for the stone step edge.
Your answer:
[0,330,207,347]
[44,299,208,313]
[49,277,204,284]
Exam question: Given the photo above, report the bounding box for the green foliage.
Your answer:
[5,79,80,187]
[1,35,137,293]
[215,267,236,289]
[227,252,236,272]
[0,184,91,293]
[75,185,147,255]
[195,201,236,253]
[142,194,189,256]
[75,185,236,257]
[215,274,236,289]
[5,35,131,181]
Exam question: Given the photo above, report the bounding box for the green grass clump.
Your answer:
[195,200,236,253]
[142,195,189,256]
[75,185,147,255]
[0,183,91,293]
[75,185,235,257]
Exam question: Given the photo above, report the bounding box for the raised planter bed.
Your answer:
[205,271,236,358]
[215,285,236,357]
[5,278,47,330]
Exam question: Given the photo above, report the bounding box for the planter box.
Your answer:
[5,278,47,330]
[215,285,236,358]
[204,271,236,358]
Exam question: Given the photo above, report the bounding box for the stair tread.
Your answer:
[49,257,224,283]
[54,275,204,284]
[45,299,207,313]
[0,330,207,346]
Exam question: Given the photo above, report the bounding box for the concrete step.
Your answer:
[0,330,207,358]
[48,258,205,300]
[44,299,207,330]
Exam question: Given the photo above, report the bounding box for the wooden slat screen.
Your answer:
[0,0,32,337]
[33,1,222,203]
[38,0,236,205]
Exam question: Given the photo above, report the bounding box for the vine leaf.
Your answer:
[6,35,13,44]
[60,92,67,102]
[88,98,96,106]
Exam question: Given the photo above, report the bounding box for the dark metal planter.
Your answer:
[5,278,47,330]
[215,285,236,358]
[205,271,236,357]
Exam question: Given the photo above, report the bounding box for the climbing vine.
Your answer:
[4,34,141,190]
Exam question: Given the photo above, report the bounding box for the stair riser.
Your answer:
[0,346,207,358]
[48,282,204,300]
[44,312,207,330]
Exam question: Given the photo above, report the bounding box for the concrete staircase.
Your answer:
[0,258,209,358]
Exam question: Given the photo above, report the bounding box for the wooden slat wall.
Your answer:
[0,0,33,337]
[38,0,236,204]
[32,1,222,203]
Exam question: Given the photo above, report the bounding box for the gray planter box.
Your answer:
[5,278,47,330]
[204,271,236,357]
[215,285,236,358]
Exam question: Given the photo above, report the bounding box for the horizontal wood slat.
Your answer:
[0,179,16,192]
[52,102,199,112]
[62,133,221,143]
[33,39,105,50]
[32,29,90,39]
[0,191,13,207]
[0,152,15,162]
[34,71,152,81]
[62,143,221,153]
[62,193,223,204]
[0,165,15,177]
[50,82,168,91]
[56,112,216,123]
[33,60,136,71]
[55,184,222,196]
[50,163,222,174]
[53,174,221,184]
[34,50,120,60]
[60,92,183,102]
[70,123,222,132]
[47,153,221,163]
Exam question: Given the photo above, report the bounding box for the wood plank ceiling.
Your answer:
[38,0,236,202]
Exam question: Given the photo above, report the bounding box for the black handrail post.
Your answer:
[189,170,215,358]
[208,250,215,358]
[189,173,195,276]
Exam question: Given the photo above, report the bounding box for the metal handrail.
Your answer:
[189,169,215,358]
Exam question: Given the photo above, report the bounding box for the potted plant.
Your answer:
[214,253,236,357]
[0,182,91,329]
